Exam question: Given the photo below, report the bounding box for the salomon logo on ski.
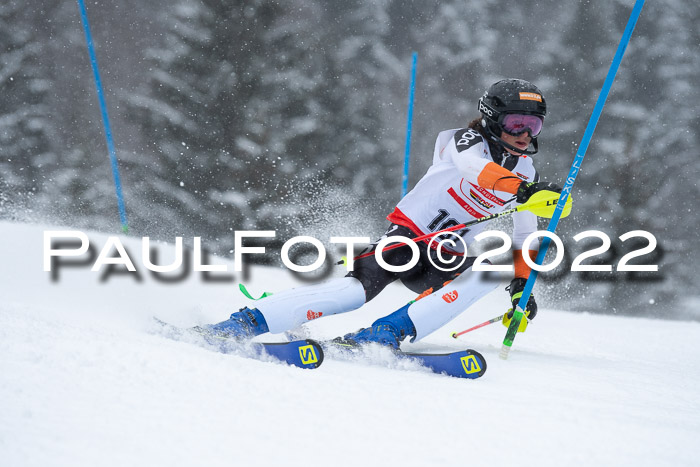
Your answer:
[460,355,482,375]
[299,345,319,365]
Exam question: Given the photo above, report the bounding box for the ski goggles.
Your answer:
[501,114,544,137]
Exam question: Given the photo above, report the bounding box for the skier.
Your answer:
[206,78,561,348]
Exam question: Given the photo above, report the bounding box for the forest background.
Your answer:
[1,0,698,319]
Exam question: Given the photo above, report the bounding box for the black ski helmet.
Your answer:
[478,79,547,155]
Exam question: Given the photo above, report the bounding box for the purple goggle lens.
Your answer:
[502,114,543,137]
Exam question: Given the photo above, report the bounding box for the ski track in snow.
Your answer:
[1,221,699,467]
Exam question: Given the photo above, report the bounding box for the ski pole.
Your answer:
[401,52,418,198]
[500,0,646,360]
[452,314,504,338]
[76,0,128,233]
[337,190,571,265]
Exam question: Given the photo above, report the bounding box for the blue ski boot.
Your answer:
[199,307,269,340]
[338,304,416,350]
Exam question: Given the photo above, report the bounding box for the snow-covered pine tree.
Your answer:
[0,2,55,219]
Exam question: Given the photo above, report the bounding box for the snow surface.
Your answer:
[1,221,699,467]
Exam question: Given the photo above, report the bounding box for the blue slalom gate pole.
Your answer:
[76,0,129,233]
[500,0,646,359]
[401,52,418,198]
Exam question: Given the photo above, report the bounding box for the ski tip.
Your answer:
[404,348,487,379]
[450,332,458,339]
[462,349,487,378]
[302,339,325,368]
